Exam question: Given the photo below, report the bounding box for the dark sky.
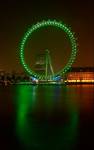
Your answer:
[0,0,94,72]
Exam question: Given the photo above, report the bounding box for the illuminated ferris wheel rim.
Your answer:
[20,20,77,80]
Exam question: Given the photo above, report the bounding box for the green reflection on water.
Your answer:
[16,85,78,150]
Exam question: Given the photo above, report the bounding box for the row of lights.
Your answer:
[67,80,94,83]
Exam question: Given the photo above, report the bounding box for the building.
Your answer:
[34,53,46,75]
[66,67,94,83]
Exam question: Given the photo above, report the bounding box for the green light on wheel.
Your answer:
[20,20,77,80]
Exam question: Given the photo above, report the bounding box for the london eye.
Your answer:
[20,20,77,81]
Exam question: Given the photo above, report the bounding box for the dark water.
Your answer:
[0,85,94,150]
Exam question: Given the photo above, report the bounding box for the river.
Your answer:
[0,84,94,150]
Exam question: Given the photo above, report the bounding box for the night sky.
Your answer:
[0,0,94,72]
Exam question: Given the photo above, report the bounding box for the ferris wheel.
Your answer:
[20,20,77,81]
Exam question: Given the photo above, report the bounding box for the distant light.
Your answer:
[53,76,61,81]
[31,77,37,81]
